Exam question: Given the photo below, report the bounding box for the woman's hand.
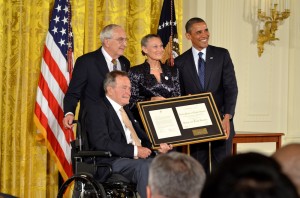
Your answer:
[151,96,166,101]
[157,143,173,153]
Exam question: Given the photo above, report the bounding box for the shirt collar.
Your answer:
[101,47,118,63]
[106,96,122,112]
[192,47,207,61]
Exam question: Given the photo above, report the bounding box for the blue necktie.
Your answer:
[198,52,205,90]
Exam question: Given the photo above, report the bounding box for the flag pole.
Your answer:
[169,0,174,66]
[67,0,73,80]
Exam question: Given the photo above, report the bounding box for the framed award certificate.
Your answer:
[137,92,226,149]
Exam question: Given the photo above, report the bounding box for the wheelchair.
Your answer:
[57,120,137,198]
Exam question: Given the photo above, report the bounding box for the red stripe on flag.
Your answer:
[43,45,69,94]
[37,73,74,143]
[34,103,73,178]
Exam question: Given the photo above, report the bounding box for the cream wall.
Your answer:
[181,0,300,154]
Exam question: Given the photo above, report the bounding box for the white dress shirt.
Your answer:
[192,47,207,73]
[101,47,120,71]
[106,96,138,157]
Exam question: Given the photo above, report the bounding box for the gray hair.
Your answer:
[140,34,161,56]
[103,70,128,93]
[100,24,123,43]
[148,152,206,198]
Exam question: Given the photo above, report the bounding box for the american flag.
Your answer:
[157,0,180,66]
[34,0,74,181]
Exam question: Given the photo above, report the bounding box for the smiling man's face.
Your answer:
[186,22,210,51]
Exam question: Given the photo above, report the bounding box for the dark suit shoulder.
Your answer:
[119,55,131,72]
[175,48,192,61]
[174,48,193,69]
[86,98,108,113]
[207,45,230,55]
[76,48,102,61]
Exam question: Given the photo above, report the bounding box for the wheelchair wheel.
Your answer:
[104,182,137,198]
[57,173,107,198]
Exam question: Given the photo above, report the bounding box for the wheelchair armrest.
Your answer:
[74,150,112,158]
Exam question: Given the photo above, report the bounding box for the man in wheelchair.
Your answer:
[83,70,173,198]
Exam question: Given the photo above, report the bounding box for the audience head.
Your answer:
[141,34,164,60]
[104,71,131,106]
[100,24,127,59]
[147,152,206,198]
[273,143,300,196]
[185,17,209,51]
[201,152,298,198]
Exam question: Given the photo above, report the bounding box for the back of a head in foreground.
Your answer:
[273,143,300,196]
[200,152,298,198]
[148,152,206,198]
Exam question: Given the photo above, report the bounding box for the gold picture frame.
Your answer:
[137,92,226,149]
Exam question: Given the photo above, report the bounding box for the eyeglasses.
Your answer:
[108,37,128,44]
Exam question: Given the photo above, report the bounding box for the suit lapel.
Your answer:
[103,97,127,139]
[204,46,214,91]
[186,49,202,90]
[119,57,127,71]
[95,47,110,78]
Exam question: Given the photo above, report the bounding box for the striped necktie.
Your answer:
[112,59,117,71]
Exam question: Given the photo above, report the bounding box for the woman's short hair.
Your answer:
[140,34,161,56]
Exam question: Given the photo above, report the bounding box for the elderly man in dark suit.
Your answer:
[85,71,172,198]
[175,17,238,173]
[63,24,130,129]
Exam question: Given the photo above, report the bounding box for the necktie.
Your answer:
[198,52,205,90]
[120,107,141,147]
[112,59,117,71]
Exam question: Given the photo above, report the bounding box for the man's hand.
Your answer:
[137,146,152,159]
[151,96,166,101]
[63,114,74,129]
[158,143,173,154]
[222,114,231,139]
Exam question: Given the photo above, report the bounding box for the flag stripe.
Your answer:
[43,45,68,94]
[35,86,71,162]
[44,33,70,88]
[35,85,73,176]
[33,114,72,179]
[34,102,71,165]
[40,58,65,110]
[36,74,73,144]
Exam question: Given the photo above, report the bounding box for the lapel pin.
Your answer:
[165,76,169,80]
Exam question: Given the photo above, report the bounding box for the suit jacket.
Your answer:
[174,45,238,117]
[85,97,152,164]
[63,47,130,115]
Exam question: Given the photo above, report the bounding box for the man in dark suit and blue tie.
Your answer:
[85,71,172,198]
[175,17,238,174]
[63,24,130,129]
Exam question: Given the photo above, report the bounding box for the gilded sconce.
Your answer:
[257,3,290,57]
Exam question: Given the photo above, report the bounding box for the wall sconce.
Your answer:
[257,1,290,57]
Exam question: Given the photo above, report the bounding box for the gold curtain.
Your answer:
[0,0,182,197]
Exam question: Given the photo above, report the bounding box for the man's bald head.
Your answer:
[273,143,300,196]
